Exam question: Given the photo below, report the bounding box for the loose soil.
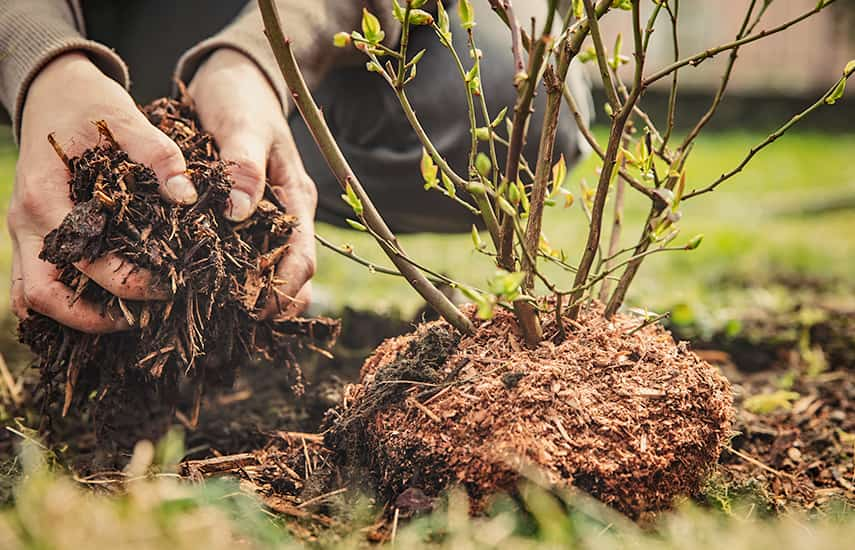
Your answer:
[16,93,337,449]
[326,304,734,519]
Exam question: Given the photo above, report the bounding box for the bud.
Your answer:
[513,71,527,87]
[333,32,351,48]
[466,181,487,196]
[497,196,516,217]
[361,8,385,44]
[845,59,855,77]
[458,0,475,30]
[346,219,368,232]
[471,225,484,249]
[826,77,846,105]
[420,148,438,188]
[408,9,434,25]
[409,0,428,7]
[475,152,491,177]
[474,127,490,141]
[686,234,704,250]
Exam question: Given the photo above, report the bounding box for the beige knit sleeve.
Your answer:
[175,0,399,116]
[0,0,129,140]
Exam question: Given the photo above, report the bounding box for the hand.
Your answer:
[8,52,198,333]
[189,49,317,318]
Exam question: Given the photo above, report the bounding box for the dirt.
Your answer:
[324,303,734,519]
[16,92,337,450]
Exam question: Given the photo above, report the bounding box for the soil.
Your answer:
[325,303,734,519]
[16,93,337,449]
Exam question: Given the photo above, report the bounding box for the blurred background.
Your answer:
[0,0,853,332]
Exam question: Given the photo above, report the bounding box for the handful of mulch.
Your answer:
[19,94,337,445]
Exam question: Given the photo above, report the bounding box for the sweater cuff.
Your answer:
[3,36,128,141]
[175,31,292,117]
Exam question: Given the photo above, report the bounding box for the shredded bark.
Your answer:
[328,303,734,518]
[18,93,338,447]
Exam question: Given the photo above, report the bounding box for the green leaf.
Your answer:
[408,9,434,26]
[743,391,800,415]
[826,77,846,105]
[458,0,475,30]
[409,0,428,8]
[346,218,368,231]
[341,183,363,216]
[497,196,516,217]
[685,233,704,250]
[333,32,351,48]
[487,269,525,298]
[490,106,508,128]
[475,152,491,177]
[407,49,426,67]
[517,180,530,213]
[361,8,385,44]
[471,225,484,249]
[392,0,405,23]
[441,171,456,197]
[436,0,452,41]
[551,154,567,196]
[572,0,583,19]
[420,148,439,188]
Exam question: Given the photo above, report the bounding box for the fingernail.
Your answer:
[225,190,253,222]
[164,174,198,205]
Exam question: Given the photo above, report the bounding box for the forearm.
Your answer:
[175,0,397,115]
[0,0,128,141]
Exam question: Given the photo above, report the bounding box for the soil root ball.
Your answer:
[327,304,733,518]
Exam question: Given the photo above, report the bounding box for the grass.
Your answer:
[0,127,854,547]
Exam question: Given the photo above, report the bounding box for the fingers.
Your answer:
[216,129,269,222]
[75,254,168,301]
[120,120,197,205]
[261,139,318,319]
[13,236,130,333]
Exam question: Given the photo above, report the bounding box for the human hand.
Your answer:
[8,52,198,333]
[189,48,317,318]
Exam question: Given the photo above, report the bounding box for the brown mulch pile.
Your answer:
[324,304,734,519]
[17,93,337,448]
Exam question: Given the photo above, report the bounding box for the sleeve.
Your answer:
[174,0,399,116]
[0,0,129,141]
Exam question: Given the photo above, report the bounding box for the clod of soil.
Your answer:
[327,304,734,518]
[18,93,337,447]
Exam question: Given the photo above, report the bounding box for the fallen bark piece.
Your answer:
[19,93,338,447]
[327,303,734,518]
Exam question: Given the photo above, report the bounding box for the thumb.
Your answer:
[121,120,197,205]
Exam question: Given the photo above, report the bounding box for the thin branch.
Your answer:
[644,0,838,86]
[258,0,474,334]
[683,70,854,200]
[583,0,620,110]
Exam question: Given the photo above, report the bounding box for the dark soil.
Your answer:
[325,304,734,519]
[17,93,337,449]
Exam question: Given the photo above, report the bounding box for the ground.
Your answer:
[0,128,853,548]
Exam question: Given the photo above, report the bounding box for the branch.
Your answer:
[683,69,854,200]
[644,0,838,86]
[258,0,474,335]
[583,0,620,110]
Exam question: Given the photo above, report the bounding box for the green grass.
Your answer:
[309,130,855,316]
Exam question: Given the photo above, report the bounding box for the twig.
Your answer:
[644,0,838,86]
[257,0,474,335]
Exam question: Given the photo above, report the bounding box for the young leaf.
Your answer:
[845,59,855,77]
[551,154,567,196]
[686,234,704,250]
[572,0,583,19]
[458,0,475,30]
[471,225,484,250]
[408,9,434,25]
[409,0,428,8]
[441,171,456,197]
[826,77,846,105]
[341,183,364,216]
[361,8,385,44]
[420,148,439,188]
[517,180,530,213]
[436,0,452,41]
[490,106,508,128]
[346,218,368,231]
[392,0,405,23]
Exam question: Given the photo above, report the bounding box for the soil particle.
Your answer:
[328,303,734,518]
[18,93,337,448]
